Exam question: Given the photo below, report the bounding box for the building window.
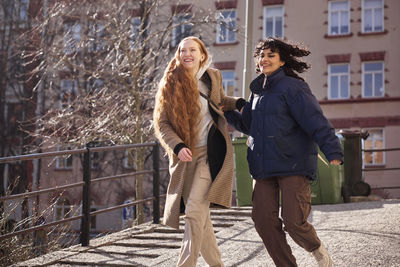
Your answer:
[328,1,350,35]
[122,199,135,228]
[5,163,25,195]
[123,149,137,169]
[56,145,73,169]
[362,0,384,33]
[263,5,284,38]
[172,13,193,47]
[216,9,237,44]
[362,61,384,98]
[63,21,81,54]
[6,103,23,136]
[362,128,384,166]
[88,21,106,52]
[4,0,29,22]
[60,79,78,110]
[221,71,235,96]
[86,78,104,93]
[90,200,97,229]
[19,0,29,22]
[91,152,100,169]
[55,197,71,220]
[5,83,24,103]
[87,142,102,169]
[129,17,141,48]
[328,64,350,99]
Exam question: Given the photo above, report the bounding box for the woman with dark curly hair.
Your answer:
[154,36,243,267]
[227,37,343,267]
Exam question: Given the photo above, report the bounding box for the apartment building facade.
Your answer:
[196,0,400,198]
[2,0,399,236]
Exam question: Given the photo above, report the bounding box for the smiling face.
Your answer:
[258,48,285,76]
[179,39,205,76]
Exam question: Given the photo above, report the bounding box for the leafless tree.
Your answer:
[0,0,41,227]
[20,0,220,224]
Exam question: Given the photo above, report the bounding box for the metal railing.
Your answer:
[0,141,166,246]
[362,147,400,190]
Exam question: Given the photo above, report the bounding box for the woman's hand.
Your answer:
[330,159,342,165]
[178,147,192,162]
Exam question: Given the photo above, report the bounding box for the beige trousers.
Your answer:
[177,146,224,267]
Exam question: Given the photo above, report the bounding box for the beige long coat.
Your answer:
[155,68,239,229]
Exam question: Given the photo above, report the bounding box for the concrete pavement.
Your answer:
[16,199,400,266]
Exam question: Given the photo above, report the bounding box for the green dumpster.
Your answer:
[233,137,345,206]
[310,149,345,205]
[232,137,253,206]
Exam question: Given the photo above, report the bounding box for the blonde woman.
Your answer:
[153,36,244,267]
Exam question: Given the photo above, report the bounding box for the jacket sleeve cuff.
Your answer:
[236,98,246,111]
[173,143,188,156]
[326,153,344,164]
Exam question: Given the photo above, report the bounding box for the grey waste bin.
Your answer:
[341,130,371,202]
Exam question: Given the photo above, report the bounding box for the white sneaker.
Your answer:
[312,243,333,267]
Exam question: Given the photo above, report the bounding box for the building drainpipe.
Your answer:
[242,0,253,100]
[32,0,48,216]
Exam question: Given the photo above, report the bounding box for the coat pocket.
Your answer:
[275,135,305,159]
[199,160,212,181]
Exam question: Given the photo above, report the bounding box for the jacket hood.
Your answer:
[196,54,213,80]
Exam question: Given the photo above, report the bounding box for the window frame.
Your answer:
[129,16,142,48]
[60,79,78,110]
[88,20,106,53]
[90,152,100,170]
[86,78,104,93]
[328,0,350,35]
[54,197,72,221]
[328,63,350,100]
[123,149,137,170]
[362,0,384,33]
[263,5,284,39]
[5,102,23,136]
[63,21,81,54]
[55,144,73,170]
[90,200,97,229]
[4,0,29,22]
[362,61,384,98]
[216,9,237,44]
[362,128,385,166]
[5,82,24,103]
[17,0,30,24]
[221,70,236,96]
[172,13,193,47]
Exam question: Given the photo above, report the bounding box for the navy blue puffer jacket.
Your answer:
[232,68,343,180]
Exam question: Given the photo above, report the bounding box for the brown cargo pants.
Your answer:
[252,175,322,267]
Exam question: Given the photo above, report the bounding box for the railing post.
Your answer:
[153,141,160,224]
[80,144,92,246]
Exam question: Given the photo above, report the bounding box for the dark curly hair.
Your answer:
[254,37,310,81]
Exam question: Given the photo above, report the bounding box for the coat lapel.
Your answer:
[207,69,224,116]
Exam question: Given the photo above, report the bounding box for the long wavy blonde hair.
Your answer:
[154,36,209,153]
